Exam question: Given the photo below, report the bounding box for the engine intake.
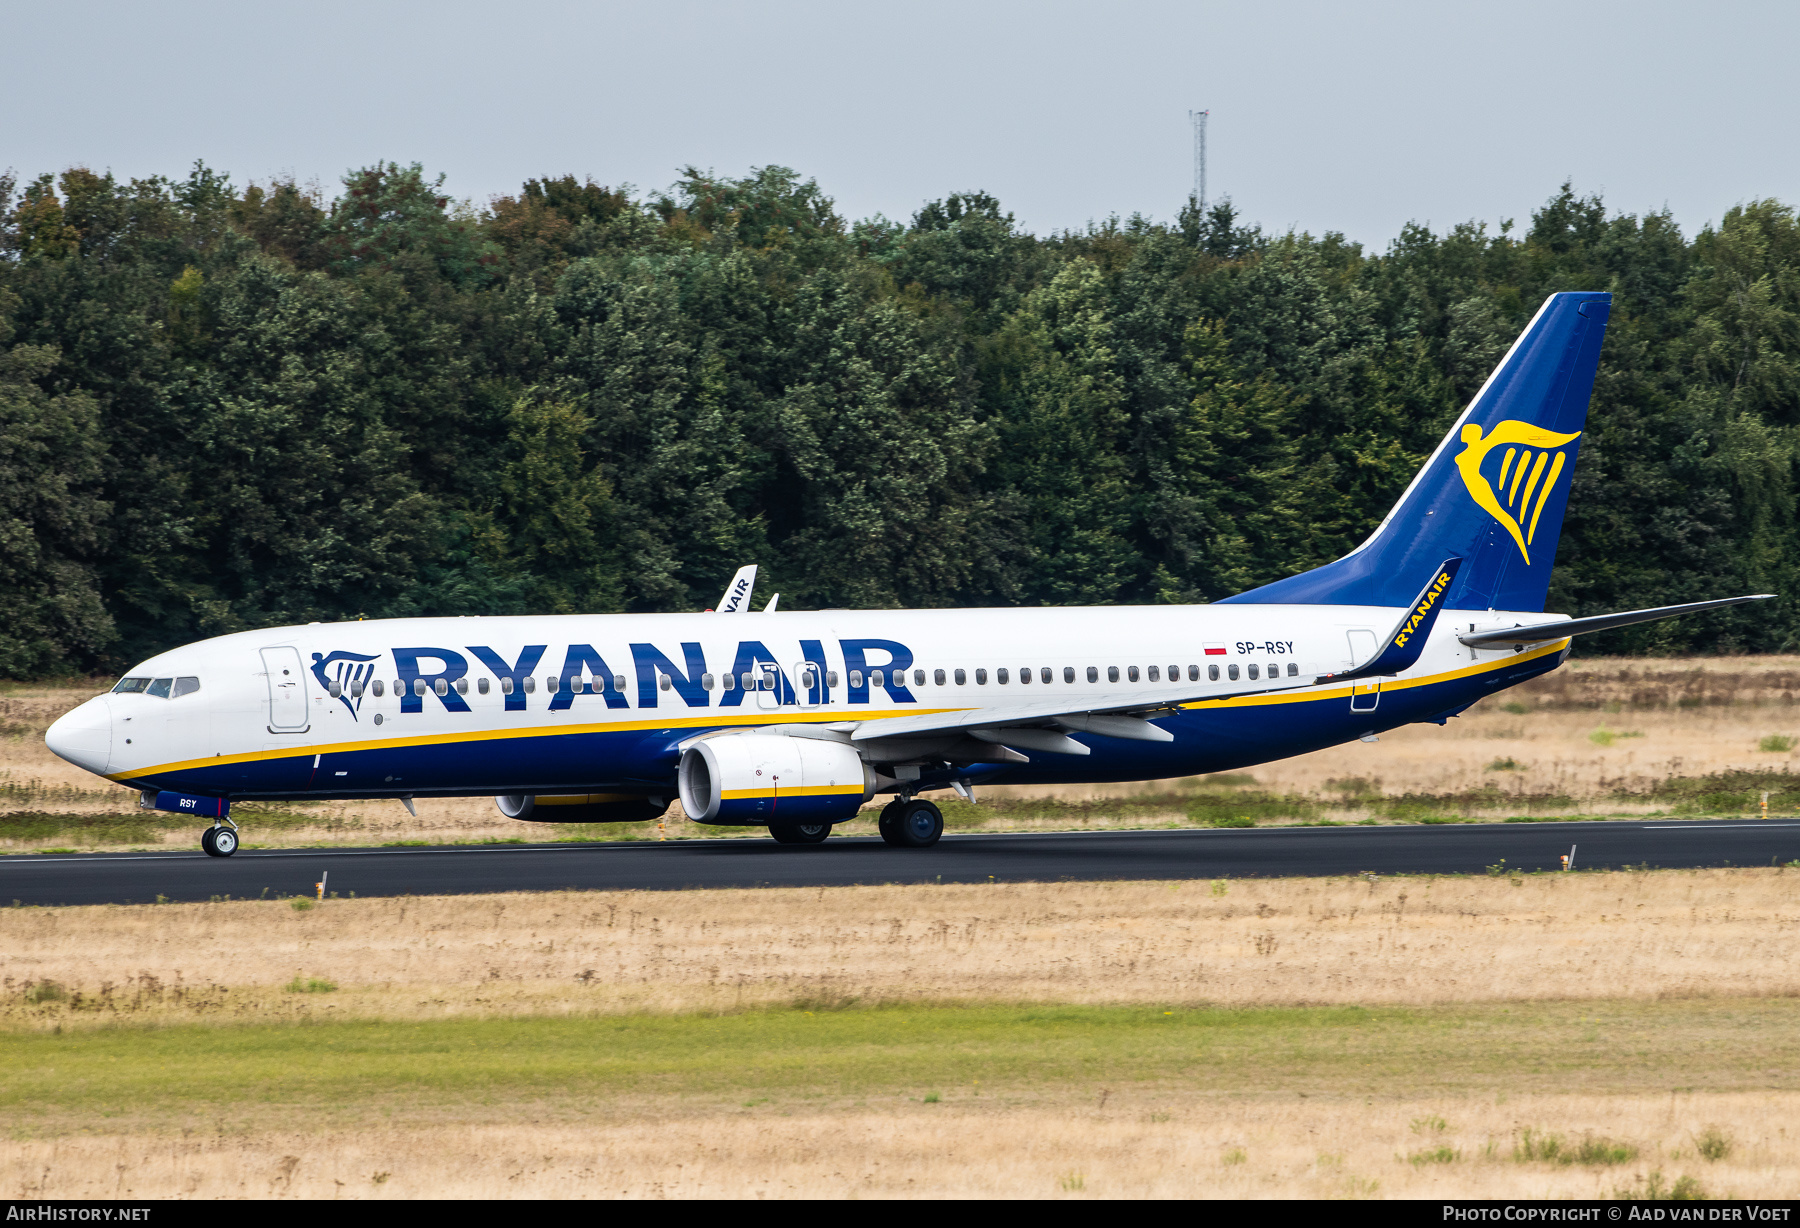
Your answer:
[678,734,873,826]
[496,793,668,823]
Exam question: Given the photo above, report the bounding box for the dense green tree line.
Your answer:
[0,161,1794,674]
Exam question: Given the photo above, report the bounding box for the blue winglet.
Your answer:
[1320,558,1464,682]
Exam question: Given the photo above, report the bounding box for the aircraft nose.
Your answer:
[46,696,112,775]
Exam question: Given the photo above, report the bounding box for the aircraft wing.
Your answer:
[1456,594,1775,649]
[849,674,1319,754]
[850,559,1469,755]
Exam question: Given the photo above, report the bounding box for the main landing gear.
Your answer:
[769,822,832,845]
[200,820,239,857]
[878,798,943,848]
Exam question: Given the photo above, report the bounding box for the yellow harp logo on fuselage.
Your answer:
[1454,420,1582,565]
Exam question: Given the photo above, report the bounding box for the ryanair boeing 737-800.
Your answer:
[43,292,1772,855]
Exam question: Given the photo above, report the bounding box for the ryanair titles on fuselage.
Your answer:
[313,637,925,720]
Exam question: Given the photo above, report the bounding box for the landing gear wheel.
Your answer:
[202,826,238,857]
[769,823,832,845]
[889,799,943,848]
[877,799,906,846]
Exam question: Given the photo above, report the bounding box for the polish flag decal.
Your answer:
[1203,643,1227,656]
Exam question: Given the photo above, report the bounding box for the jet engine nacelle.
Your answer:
[678,734,874,826]
[496,793,669,823]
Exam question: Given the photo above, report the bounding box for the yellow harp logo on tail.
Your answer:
[1454,421,1582,565]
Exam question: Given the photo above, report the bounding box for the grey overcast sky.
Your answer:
[6,0,1795,248]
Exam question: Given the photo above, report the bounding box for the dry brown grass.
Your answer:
[8,867,1800,1199]
[4,656,1797,849]
[8,869,1800,1027]
[4,1092,1790,1199]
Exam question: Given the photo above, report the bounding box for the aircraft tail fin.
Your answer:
[1221,291,1611,612]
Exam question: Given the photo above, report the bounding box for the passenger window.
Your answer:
[828,670,839,687]
[524,677,536,694]
[934,669,946,686]
[1248,664,1259,680]
[914,669,926,686]
[172,676,201,698]
[1147,666,1160,682]
[976,669,988,684]
[1228,664,1240,680]
[544,676,556,693]
[1169,665,1179,681]
[872,670,885,689]
[327,680,342,698]
[147,678,173,698]
[499,678,512,695]
[373,679,385,697]
[1208,664,1219,681]
[434,679,449,696]
[954,669,966,685]
[112,677,152,694]
[1287,662,1299,677]
[1128,666,1139,682]
[1064,667,1075,683]
[1020,668,1032,685]
[997,668,1009,684]
[740,671,755,690]
[1108,666,1119,683]
[849,670,863,689]
[1086,666,1098,683]
[350,680,364,698]
[455,678,469,695]
[1188,665,1199,681]
[476,677,489,695]
[1040,667,1052,684]
[701,673,715,690]
[613,674,626,692]
[659,674,672,692]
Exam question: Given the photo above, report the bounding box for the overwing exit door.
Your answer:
[261,646,311,732]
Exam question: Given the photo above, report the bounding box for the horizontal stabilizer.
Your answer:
[1456,594,1775,648]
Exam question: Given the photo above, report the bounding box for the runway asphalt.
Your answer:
[5,818,1800,906]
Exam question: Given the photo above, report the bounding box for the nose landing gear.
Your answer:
[200,819,239,857]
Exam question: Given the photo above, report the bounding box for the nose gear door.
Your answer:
[260,646,311,732]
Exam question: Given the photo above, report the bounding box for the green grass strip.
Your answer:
[4,1000,1798,1128]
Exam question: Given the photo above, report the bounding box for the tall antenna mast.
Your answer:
[1189,109,1209,210]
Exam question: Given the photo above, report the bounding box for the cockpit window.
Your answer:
[146,678,174,698]
[171,677,200,698]
[112,677,152,694]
